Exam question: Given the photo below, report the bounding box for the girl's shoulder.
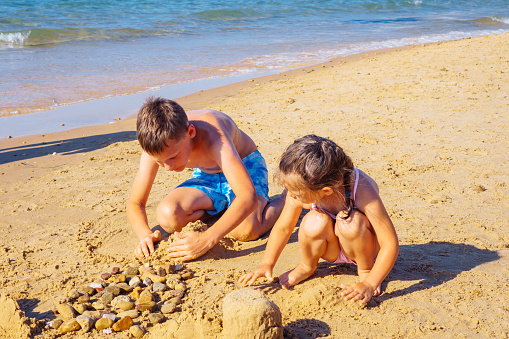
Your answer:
[355,169,379,194]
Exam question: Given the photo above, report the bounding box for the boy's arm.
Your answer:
[168,141,258,260]
[126,152,160,256]
[239,195,302,285]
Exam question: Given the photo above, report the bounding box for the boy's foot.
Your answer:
[358,269,381,296]
[279,263,315,289]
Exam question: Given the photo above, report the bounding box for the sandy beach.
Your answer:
[1,33,508,338]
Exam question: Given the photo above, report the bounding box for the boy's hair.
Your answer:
[278,134,354,193]
[136,97,189,154]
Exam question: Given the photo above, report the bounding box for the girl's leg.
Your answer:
[156,187,214,234]
[279,210,340,288]
[336,211,381,295]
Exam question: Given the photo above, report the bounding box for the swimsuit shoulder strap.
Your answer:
[352,168,359,205]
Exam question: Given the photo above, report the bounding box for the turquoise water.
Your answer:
[1,0,508,121]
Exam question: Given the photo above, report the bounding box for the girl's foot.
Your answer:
[279,263,315,289]
[358,269,381,296]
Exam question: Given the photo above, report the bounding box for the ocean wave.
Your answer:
[0,31,30,45]
[471,16,509,26]
[190,9,265,21]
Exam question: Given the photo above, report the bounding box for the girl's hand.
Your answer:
[238,264,274,286]
[340,281,375,305]
[135,230,161,257]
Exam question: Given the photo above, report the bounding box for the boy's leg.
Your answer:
[279,210,340,288]
[156,187,214,234]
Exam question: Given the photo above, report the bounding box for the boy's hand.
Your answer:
[167,231,213,261]
[340,281,375,305]
[238,264,274,286]
[135,230,161,258]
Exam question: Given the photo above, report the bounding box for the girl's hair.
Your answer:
[278,134,355,216]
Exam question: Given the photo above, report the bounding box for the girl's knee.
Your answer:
[299,210,333,240]
[336,211,371,241]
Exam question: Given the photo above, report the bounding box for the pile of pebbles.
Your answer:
[48,262,194,337]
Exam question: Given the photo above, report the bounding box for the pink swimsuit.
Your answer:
[311,168,360,265]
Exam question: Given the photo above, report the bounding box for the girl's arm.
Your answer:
[239,194,302,285]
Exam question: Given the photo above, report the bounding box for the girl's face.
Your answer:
[281,173,323,204]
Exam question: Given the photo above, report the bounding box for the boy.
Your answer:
[127,97,284,260]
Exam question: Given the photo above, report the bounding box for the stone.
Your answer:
[108,274,126,283]
[105,285,121,296]
[111,295,131,308]
[222,288,283,339]
[67,290,80,299]
[58,319,80,334]
[135,302,156,312]
[130,325,146,338]
[111,266,121,275]
[77,294,90,303]
[101,291,114,304]
[116,282,133,292]
[175,283,187,291]
[95,317,114,330]
[56,303,76,319]
[136,290,154,304]
[117,310,139,319]
[76,315,94,332]
[123,266,139,276]
[161,302,177,314]
[169,297,182,305]
[78,285,95,295]
[181,271,194,280]
[129,276,142,288]
[73,303,87,315]
[117,301,135,311]
[112,316,133,332]
[148,313,165,324]
[50,319,64,329]
[101,272,112,280]
[92,301,107,310]
[143,277,153,286]
[155,266,167,276]
[153,282,167,292]
[171,289,185,298]
[138,266,155,275]
[130,286,143,300]
[142,272,166,284]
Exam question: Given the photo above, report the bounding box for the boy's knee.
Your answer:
[336,211,370,240]
[229,221,261,242]
[156,201,184,233]
[300,211,332,239]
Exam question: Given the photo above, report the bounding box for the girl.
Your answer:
[239,135,399,305]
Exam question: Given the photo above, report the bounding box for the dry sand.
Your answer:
[0,33,508,338]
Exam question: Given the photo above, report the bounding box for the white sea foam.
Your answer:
[0,31,30,45]
[491,16,509,24]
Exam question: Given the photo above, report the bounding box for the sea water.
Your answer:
[0,0,508,136]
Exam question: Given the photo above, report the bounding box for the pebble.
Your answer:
[111,266,121,275]
[129,276,142,288]
[118,301,135,311]
[171,289,185,298]
[67,290,80,299]
[108,274,126,283]
[58,319,80,334]
[143,277,153,287]
[169,297,182,305]
[79,285,95,295]
[101,291,114,304]
[181,271,194,280]
[136,290,154,304]
[112,316,133,332]
[105,285,121,296]
[161,302,177,314]
[117,310,139,319]
[95,317,114,330]
[124,266,139,276]
[76,315,94,332]
[143,272,166,284]
[138,266,155,275]
[101,273,112,280]
[130,325,146,338]
[153,282,167,292]
[116,282,133,292]
[148,313,165,324]
[92,301,107,310]
[135,302,157,312]
[50,319,64,329]
[175,283,187,291]
[78,294,90,303]
[56,303,76,319]
[90,282,103,289]
[111,295,131,307]
[73,303,87,314]
[155,266,167,276]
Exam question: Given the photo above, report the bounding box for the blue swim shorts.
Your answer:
[177,150,269,216]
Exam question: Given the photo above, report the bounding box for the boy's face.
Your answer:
[151,126,194,172]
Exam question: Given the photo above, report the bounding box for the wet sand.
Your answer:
[0,33,508,338]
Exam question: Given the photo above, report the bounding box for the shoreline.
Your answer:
[0,32,508,338]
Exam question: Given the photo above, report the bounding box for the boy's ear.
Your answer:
[187,124,196,138]
[321,187,334,196]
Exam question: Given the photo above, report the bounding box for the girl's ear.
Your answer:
[321,187,334,196]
